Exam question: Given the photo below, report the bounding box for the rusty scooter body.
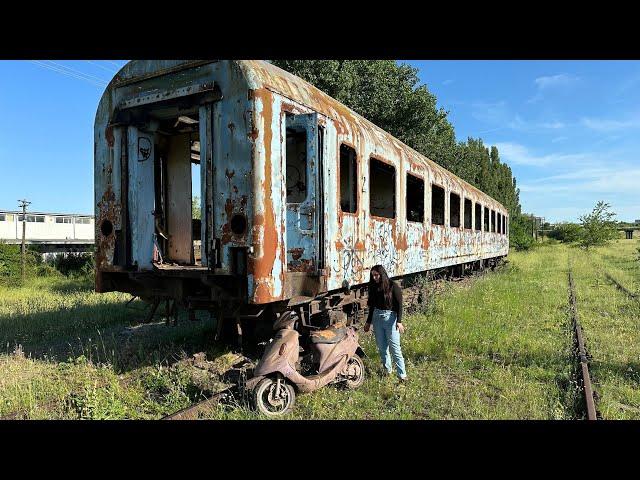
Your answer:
[245,310,366,416]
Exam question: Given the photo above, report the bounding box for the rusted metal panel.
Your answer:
[166,133,192,263]
[95,60,509,308]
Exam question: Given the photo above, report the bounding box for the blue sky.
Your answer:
[0,60,638,222]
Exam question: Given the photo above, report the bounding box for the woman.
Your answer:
[363,265,407,381]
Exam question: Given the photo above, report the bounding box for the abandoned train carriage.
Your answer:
[94,60,508,326]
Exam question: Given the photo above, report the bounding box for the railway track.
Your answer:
[568,268,598,420]
[604,272,638,301]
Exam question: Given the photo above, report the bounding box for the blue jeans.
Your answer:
[372,308,407,379]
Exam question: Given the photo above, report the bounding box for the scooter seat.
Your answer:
[310,323,347,344]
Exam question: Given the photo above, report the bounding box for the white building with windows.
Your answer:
[0,210,94,252]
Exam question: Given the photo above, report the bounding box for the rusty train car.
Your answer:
[94,60,508,331]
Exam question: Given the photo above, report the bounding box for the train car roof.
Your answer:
[104,60,507,212]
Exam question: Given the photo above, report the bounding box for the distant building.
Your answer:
[0,210,94,253]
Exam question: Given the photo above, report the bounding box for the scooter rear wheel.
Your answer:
[253,377,296,416]
[343,354,365,389]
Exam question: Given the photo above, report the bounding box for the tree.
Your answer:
[578,201,617,249]
[509,214,535,251]
[549,222,583,243]
[192,196,201,220]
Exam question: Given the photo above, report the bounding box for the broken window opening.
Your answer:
[369,158,395,218]
[431,184,445,225]
[475,203,482,231]
[339,144,357,213]
[464,198,472,229]
[484,206,489,231]
[491,210,496,233]
[286,128,308,204]
[450,192,461,228]
[497,212,502,235]
[406,173,424,223]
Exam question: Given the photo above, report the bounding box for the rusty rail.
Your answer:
[568,270,598,421]
[604,272,638,300]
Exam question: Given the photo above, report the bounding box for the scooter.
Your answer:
[245,310,366,416]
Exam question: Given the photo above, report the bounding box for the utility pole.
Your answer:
[18,199,31,282]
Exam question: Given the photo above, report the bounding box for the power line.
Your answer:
[31,60,105,86]
[86,60,120,74]
[45,60,110,83]
[30,60,106,88]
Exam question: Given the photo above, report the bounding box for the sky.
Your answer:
[0,60,638,222]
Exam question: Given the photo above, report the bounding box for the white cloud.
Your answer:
[442,79,454,86]
[492,142,588,167]
[539,121,565,129]
[551,136,569,143]
[534,74,580,89]
[581,116,640,132]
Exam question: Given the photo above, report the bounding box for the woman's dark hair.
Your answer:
[369,264,393,307]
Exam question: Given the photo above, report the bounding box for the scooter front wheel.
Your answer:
[253,377,296,416]
[343,354,365,389]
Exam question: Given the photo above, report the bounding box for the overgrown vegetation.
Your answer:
[7,241,639,419]
[549,222,583,243]
[578,201,618,249]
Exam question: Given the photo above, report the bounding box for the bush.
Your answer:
[0,242,41,281]
[549,222,583,243]
[509,214,535,251]
[49,252,95,277]
[578,201,617,249]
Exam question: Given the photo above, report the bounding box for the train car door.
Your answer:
[127,126,156,270]
[285,112,321,273]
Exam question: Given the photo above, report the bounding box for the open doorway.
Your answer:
[152,112,203,266]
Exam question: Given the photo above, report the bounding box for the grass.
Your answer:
[569,238,640,419]
[0,239,637,419]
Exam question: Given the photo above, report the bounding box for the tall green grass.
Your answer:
[1,240,636,419]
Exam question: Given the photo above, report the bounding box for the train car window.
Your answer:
[503,215,507,234]
[369,158,395,218]
[431,184,445,225]
[35,216,45,223]
[406,173,424,223]
[475,203,482,230]
[339,144,358,213]
[286,129,308,203]
[483,206,489,231]
[491,210,496,232]
[431,184,444,225]
[506,216,509,235]
[464,198,472,229]
[497,213,502,234]
[449,192,461,228]
[0,214,5,222]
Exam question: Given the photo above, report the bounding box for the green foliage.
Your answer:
[578,201,618,249]
[49,252,95,278]
[509,214,536,251]
[549,222,583,243]
[0,242,42,283]
[271,61,522,219]
[192,196,201,220]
